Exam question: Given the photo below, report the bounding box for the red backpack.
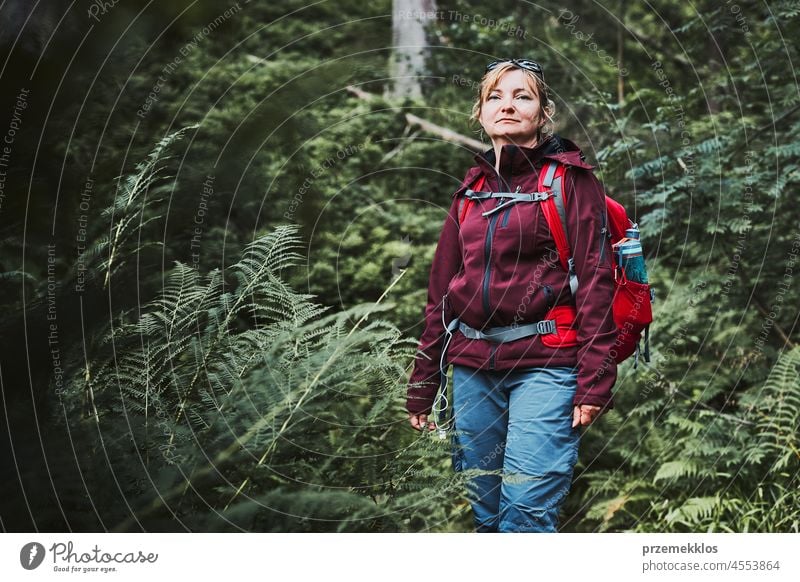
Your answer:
[458,162,653,364]
[538,162,653,363]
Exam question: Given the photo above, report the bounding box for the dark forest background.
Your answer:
[0,0,798,532]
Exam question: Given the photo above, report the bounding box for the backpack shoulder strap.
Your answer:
[539,162,570,268]
[539,162,579,295]
[458,174,487,225]
[605,195,630,242]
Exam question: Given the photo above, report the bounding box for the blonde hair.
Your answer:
[471,62,556,141]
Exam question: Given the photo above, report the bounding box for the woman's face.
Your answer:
[479,68,543,147]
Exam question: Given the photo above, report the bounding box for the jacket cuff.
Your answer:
[406,380,439,415]
[573,390,614,410]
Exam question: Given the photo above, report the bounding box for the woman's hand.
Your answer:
[408,413,436,431]
[572,404,603,428]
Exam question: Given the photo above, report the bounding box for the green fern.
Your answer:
[72,125,199,289]
[742,347,800,471]
[57,209,462,531]
[664,496,721,528]
[576,348,800,532]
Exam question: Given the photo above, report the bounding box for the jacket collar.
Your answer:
[464,134,594,183]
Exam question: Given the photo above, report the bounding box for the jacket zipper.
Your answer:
[482,210,501,323]
[499,186,520,228]
[500,206,512,228]
[481,173,514,371]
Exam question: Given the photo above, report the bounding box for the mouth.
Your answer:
[497,118,519,123]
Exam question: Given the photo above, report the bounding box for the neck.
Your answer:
[492,136,540,172]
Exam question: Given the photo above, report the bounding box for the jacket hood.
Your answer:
[456,134,594,194]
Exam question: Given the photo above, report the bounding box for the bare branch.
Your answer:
[346,85,486,153]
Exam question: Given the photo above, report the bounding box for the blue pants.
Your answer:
[451,364,580,533]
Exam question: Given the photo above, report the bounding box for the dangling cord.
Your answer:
[433,300,459,439]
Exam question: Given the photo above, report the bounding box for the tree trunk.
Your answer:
[388,0,437,100]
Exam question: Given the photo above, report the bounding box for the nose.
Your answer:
[500,96,515,112]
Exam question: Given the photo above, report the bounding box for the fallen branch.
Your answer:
[345,85,486,153]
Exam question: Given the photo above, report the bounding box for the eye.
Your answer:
[516,94,532,100]
[488,94,500,100]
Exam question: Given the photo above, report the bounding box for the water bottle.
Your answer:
[614,224,648,284]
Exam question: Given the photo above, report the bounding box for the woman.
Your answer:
[406,59,618,533]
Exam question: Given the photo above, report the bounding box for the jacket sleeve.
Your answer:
[565,168,618,409]
[406,195,464,415]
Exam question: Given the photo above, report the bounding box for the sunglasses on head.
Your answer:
[486,59,544,78]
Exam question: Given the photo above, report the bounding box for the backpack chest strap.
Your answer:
[465,189,553,217]
[465,189,552,202]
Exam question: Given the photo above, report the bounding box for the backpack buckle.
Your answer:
[537,319,557,335]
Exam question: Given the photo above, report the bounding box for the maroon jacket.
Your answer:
[407,135,618,414]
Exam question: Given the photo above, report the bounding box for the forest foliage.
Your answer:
[0,0,798,532]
